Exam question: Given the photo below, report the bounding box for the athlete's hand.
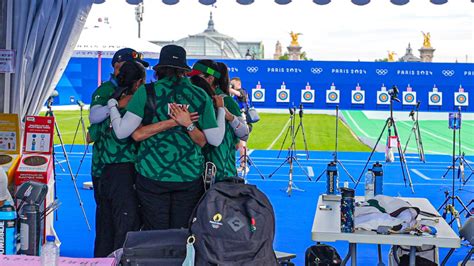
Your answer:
[169,103,192,127]
[224,108,234,121]
[213,96,224,108]
[190,112,200,123]
[107,98,118,109]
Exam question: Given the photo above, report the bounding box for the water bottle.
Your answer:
[326,161,338,195]
[0,202,17,255]
[365,170,375,200]
[372,162,383,196]
[41,235,59,266]
[340,187,355,233]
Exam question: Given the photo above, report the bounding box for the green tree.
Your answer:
[279,53,289,60]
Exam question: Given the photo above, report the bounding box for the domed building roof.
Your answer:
[399,43,420,62]
[173,13,243,59]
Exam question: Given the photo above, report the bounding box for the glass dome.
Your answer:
[174,13,243,59]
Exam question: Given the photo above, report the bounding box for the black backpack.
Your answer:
[189,181,278,266]
[305,244,342,266]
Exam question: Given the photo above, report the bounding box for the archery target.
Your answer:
[454,92,469,106]
[276,89,290,103]
[301,90,315,103]
[326,90,340,104]
[377,91,390,105]
[351,90,365,104]
[252,88,265,103]
[403,91,417,105]
[428,91,442,106]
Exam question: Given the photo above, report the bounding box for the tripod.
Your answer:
[437,111,471,227]
[238,146,265,181]
[440,107,473,186]
[69,100,87,153]
[45,96,91,230]
[403,102,425,163]
[277,104,309,160]
[354,87,414,193]
[269,106,312,196]
[315,105,356,183]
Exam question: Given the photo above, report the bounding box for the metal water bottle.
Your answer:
[326,161,338,195]
[372,162,384,196]
[0,203,17,255]
[19,204,41,255]
[340,187,355,233]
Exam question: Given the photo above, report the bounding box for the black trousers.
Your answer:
[136,174,204,230]
[94,163,141,257]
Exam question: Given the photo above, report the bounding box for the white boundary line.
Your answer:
[343,111,371,138]
[399,121,474,152]
[411,169,432,180]
[266,119,291,150]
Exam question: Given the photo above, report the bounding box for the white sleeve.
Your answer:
[109,106,143,139]
[89,105,110,124]
[230,115,250,141]
[202,107,226,147]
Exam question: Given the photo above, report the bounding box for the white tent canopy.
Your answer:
[74,21,161,58]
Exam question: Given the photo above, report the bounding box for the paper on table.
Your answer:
[0,255,116,266]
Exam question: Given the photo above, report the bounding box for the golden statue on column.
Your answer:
[290,31,302,46]
[388,51,396,62]
[422,32,431,48]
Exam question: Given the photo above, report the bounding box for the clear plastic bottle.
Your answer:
[365,170,375,201]
[41,235,59,266]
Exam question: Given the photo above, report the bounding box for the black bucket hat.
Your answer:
[153,45,191,71]
[112,48,149,68]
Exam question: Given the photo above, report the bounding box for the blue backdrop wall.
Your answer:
[56,57,473,112]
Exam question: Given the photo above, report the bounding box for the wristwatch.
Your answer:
[186,123,196,132]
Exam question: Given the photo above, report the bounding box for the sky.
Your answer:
[85,0,474,63]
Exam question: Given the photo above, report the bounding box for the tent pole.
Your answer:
[3,0,13,113]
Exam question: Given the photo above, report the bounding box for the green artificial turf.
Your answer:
[247,113,371,152]
[341,110,474,155]
[43,111,371,152]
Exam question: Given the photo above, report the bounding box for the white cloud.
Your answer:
[86,0,474,62]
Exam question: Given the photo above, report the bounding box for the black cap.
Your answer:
[340,187,355,198]
[112,48,149,68]
[153,45,190,71]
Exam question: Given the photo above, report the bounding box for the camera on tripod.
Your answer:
[388,85,400,102]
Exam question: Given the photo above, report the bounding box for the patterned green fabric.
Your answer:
[126,77,218,182]
[203,88,242,181]
[89,80,137,177]
[89,81,115,177]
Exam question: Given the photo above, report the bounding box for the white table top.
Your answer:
[311,196,461,248]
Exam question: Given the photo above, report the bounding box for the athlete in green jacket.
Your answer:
[107,45,220,230]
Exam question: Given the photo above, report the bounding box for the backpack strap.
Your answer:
[143,82,157,126]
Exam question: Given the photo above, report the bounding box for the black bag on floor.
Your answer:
[190,181,278,266]
[121,229,188,266]
[305,244,342,266]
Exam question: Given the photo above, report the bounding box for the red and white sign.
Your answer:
[16,116,55,185]
[15,154,53,185]
[23,116,54,155]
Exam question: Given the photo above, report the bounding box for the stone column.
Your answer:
[287,45,302,61]
[419,47,435,62]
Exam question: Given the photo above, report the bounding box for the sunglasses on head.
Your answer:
[117,51,144,62]
[131,51,144,60]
